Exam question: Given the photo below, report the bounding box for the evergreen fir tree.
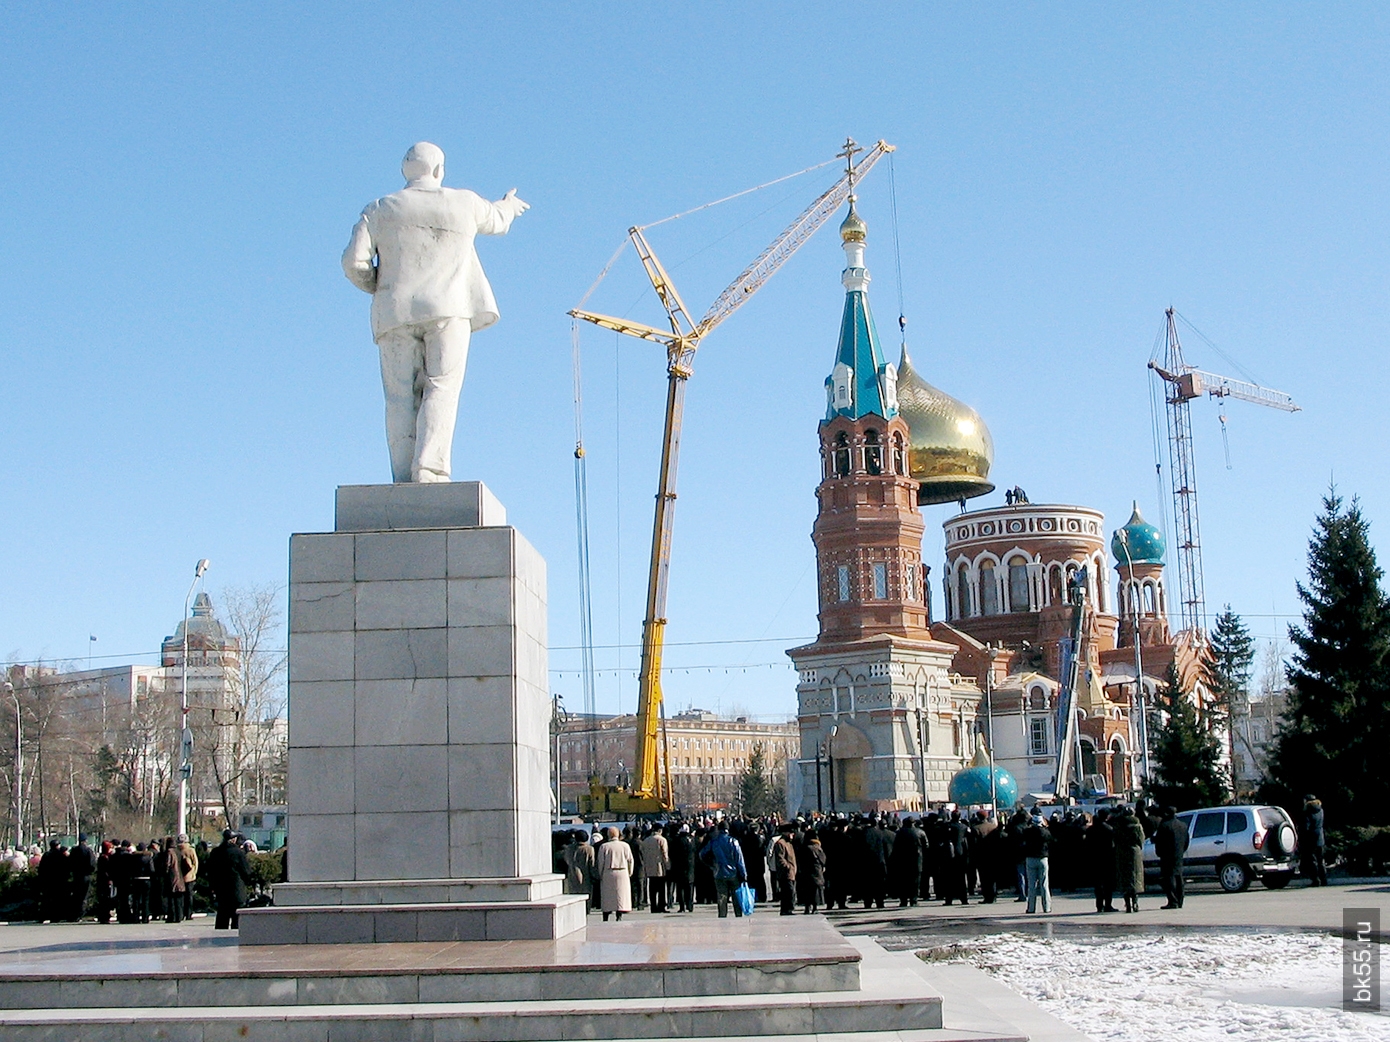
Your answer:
[1150,661,1229,810]
[737,743,778,816]
[1266,491,1390,824]
[1207,606,1255,793]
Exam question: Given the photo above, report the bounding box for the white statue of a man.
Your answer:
[342,142,529,483]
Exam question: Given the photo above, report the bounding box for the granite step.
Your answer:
[0,917,863,1010]
[0,947,940,1042]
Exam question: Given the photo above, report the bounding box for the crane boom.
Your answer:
[569,138,892,814]
[699,140,895,334]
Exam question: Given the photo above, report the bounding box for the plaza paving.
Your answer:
[829,877,1390,946]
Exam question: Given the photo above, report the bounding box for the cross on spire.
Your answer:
[838,136,862,194]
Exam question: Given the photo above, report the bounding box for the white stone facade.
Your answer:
[790,638,981,812]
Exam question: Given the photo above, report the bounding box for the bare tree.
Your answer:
[200,584,287,830]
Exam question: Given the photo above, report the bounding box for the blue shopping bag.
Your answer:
[735,883,755,916]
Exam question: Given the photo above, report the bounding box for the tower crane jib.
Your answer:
[1149,308,1299,640]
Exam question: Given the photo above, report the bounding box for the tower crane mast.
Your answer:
[571,139,894,814]
[1148,307,1299,638]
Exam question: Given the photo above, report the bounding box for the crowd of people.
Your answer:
[554,800,1207,919]
[6,828,260,929]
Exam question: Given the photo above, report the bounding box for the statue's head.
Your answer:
[402,141,445,188]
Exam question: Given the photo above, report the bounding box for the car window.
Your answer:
[1179,814,1194,832]
[1226,810,1250,834]
[1258,807,1285,829]
[1192,812,1225,838]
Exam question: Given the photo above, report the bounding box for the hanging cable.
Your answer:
[888,152,907,347]
[1148,322,1172,543]
[640,156,839,230]
[571,320,599,779]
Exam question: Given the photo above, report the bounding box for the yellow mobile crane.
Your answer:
[570,138,894,815]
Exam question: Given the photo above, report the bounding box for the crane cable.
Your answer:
[570,319,598,778]
[576,156,840,304]
[888,152,907,347]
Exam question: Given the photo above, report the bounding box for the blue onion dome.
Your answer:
[1111,502,1165,565]
[948,736,1019,808]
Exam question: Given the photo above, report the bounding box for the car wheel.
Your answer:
[1218,858,1251,893]
[1262,874,1291,890]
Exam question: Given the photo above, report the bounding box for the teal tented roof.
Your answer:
[826,287,895,422]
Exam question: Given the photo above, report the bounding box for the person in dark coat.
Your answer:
[1302,795,1327,886]
[1084,809,1117,912]
[112,841,137,923]
[1007,809,1030,901]
[771,823,799,916]
[972,813,1002,903]
[801,832,827,914]
[862,817,892,909]
[890,818,925,907]
[129,843,154,924]
[668,825,696,912]
[68,834,97,921]
[939,811,970,906]
[94,841,116,925]
[1112,806,1146,912]
[204,829,253,929]
[822,819,849,910]
[1153,806,1190,908]
[37,840,68,923]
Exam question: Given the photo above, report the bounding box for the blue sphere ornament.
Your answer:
[948,763,1019,808]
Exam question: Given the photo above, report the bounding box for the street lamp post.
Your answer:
[2,682,19,849]
[984,647,998,811]
[178,559,210,839]
[1114,531,1149,793]
[824,725,838,817]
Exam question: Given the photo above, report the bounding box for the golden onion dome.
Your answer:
[839,200,867,243]
[896,344,994,505]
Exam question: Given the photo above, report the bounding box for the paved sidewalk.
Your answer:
[828,878,1390,945]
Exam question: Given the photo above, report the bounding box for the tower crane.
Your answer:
[570,138,895,814]
[1149,307,1299,638]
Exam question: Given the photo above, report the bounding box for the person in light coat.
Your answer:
[639,824,671,913]
[598,827,634,921]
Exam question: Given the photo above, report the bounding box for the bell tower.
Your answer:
[813,198,927,641]
[788,194,978,813]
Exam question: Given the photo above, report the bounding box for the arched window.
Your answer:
[863,429,882,475]
[1008,555,1030,613]
[957,562,973,617]
[1142,582,1156,614]
[892,433,906,475]
[1028,687,1047,710]
[980,562,998,615]
[833,432,851,477]
[1048,566,1063,606]
[1064,563,1079,603]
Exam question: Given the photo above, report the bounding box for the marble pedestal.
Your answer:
[240,482,586,944]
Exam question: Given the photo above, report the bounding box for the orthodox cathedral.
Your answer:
[788,199,1207,813]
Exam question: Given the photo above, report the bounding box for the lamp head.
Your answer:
[195,559,210,578]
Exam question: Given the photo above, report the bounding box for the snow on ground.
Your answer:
[921,931,1390,1042]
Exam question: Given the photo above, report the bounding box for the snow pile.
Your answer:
[933,931,1389,1042]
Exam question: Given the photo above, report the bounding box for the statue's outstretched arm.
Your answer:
[477,189,530,236]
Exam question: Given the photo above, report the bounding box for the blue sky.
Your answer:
[2,6,1386,719]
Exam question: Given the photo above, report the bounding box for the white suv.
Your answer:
[1143,805,1299,893]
